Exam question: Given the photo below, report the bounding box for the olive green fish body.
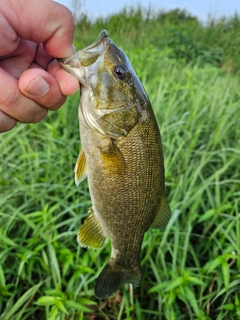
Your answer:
[59,30,171,299]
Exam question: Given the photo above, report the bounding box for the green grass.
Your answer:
[1,7,240,320]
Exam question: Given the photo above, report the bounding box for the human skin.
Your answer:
[0,0,79,133]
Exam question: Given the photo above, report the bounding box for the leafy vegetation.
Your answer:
[77,7,240,73]
[1,6,240,320]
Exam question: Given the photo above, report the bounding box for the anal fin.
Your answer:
[77,207,106,248]
[74,148,87,186]
[151,196,171,229]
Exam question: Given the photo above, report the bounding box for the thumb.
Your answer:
[0,68,48,124]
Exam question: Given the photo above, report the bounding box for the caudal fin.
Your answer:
[94,260,142,300]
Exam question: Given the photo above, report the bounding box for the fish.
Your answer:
[59,30,171,300]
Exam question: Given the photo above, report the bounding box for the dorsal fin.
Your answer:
[151,196,171,229]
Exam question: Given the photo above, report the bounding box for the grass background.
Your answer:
[1,7,240,320]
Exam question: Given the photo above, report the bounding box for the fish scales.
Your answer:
[85,120,160,242]
[59,30,171,299]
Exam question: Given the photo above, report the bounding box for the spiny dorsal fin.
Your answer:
[151,196,171,229]
[74,148,87,186]
[77,207,106,248]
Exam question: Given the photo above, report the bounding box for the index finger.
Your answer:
[0,0,75,58]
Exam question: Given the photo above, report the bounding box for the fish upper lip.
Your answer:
[84,30,109,51]
[59,30,110,67]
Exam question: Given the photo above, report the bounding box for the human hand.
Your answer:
[0,0,79,133]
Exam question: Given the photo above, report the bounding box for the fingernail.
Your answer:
[27,76,49,97]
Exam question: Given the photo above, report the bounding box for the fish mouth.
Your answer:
[59,30,110,71]
[83,30,109,53]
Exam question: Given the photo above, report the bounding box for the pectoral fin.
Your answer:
[74,149,87,186]
[77,207,107,248]
[151,196,171,229]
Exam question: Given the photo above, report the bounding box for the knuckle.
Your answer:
[1,85,20,107]
[48,96,66,111]
[30,107,48,123]
[0,110,17,132]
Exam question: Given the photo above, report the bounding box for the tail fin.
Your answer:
[94,260,142,300]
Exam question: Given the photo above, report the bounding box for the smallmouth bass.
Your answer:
[59,30,171,299]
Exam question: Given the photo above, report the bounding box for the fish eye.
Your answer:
[114,65,127,80]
